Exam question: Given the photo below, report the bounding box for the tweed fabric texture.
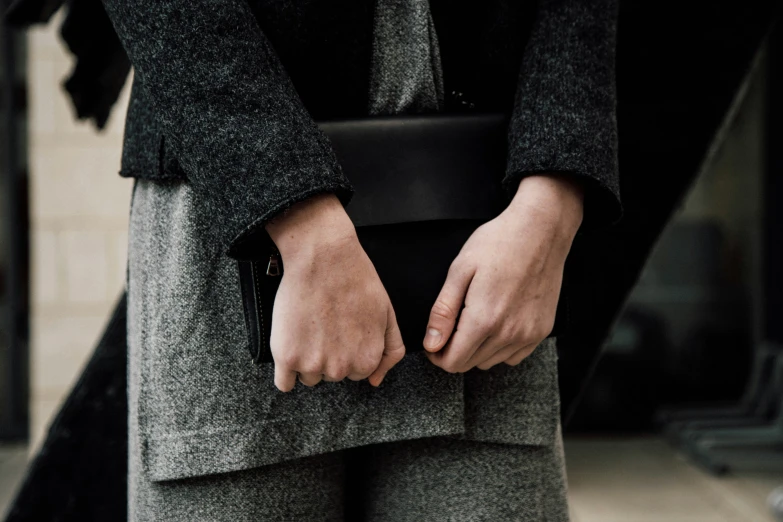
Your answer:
[504,0,622,231]
[368,0,444,115]
[104,0,621,260]
[130,430,569,521]
[120,0,605,517]
[103,0,356,260]
[127,177,563,485]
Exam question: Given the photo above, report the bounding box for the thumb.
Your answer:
[424,261,474,352]
[368,304,406,387]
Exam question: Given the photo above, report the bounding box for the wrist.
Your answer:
[265,192,357,259]
[508,174,585,239]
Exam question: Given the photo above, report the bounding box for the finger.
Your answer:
[427,310,490,373]
[298,372,323,387]
[346,369,371,381]
[476,343,519,370]
[462,335,508,371]
[323,360,351,382]
[274,364,298,392]
[423,261,475,352]
[368,305,407,387]
[504,342,539,366]
[346,355,380,381]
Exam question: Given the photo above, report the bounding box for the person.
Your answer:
[101,0,621,519]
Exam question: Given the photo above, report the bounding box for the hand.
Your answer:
[422,174,584,373]
[265,193,406,392]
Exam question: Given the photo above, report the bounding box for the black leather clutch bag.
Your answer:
[237,113,569,364]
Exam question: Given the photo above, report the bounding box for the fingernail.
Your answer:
[424,328,442,350]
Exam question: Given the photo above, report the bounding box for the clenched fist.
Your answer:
[265,193,406,392]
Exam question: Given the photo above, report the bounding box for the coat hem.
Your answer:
[141,409,465,482]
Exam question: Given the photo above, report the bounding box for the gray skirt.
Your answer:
[127,177,568,518]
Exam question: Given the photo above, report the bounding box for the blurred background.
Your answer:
[0,5,133,511]
[1,3,783,522]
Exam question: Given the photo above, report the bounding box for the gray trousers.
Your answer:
[131,430,569,521]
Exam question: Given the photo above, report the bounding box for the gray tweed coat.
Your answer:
[107,0,620,486]
[104,0,621,259]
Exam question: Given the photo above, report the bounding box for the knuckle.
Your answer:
[430,299,456,322]
[496,322,518,343]
[386,342,406,361]
[353,348,382,375]
[391,349,406,365]
[353,359,377,378]
[298,358,324,375]
[277,350,300,369]
[519,315,551,342]
[326,363,351,381]
[472,315,496,335]
[353,368,374,380]
[493,330,514,347]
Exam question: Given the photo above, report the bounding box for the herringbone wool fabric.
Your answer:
[127,177,565,519]
[368,0,444,115]
[121,0,617,518]
[130,427,569,521]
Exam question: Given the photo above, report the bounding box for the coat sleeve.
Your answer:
[503,0,622,231]
[100,0,354,258]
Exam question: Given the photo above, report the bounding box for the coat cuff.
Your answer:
[225,178,354,260]
[503,0,622,233]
